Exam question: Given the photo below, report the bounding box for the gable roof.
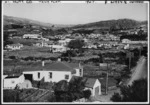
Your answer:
[84,78,97,88]
[23,61,79,74]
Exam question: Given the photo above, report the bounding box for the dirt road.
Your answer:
[128,56,147,85]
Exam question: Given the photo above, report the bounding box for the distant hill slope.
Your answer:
[3,15,147,30]
[3,15,74,28]
[72,19,147,29]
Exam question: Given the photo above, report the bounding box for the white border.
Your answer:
[1,1,149,104]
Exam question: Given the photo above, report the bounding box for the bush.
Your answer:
[83,89,91,99]
[3,90,21,102]
[9,56,16,59]
[32,79,53,90]
[111,79,147,102]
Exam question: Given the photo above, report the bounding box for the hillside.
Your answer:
[72,19,147,29]
[3,15,74,28]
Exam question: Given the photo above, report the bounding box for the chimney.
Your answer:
[42,61,45,67]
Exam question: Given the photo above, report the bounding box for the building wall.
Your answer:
[23,71,72,83]
[73,68,83,77]
[23,71,45,81]
[93,79,101,96]
[44,71,72,82]
[3,75,25,89]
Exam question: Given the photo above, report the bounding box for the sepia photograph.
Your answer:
[1,0,149,104]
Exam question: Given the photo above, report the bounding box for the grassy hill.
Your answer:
[72,19,147,30]
[3,15,74,28]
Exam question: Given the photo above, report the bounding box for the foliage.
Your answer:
[32,78,53,90]
[120,34,147,41]
[4,32,13,47]
[3,89,21,102]
[52,77,86,102]
[83,89,91,99]
[68,39,85,50]
[111,79,147,102]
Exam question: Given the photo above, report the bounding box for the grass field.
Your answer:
[4,45,61,58]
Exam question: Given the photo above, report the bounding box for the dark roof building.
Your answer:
[23,61,80,74]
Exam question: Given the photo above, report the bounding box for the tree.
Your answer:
[52,77,86,102]
[68,39,85,52]
[111,78,147,102]
[4,32,13,47]
[83,89,91,100]
[126,51,134,70]
[3,90,21,102]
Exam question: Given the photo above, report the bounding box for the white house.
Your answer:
[58,38,73,46]
[3,74,25,89]
[124,44,130,49]
[122,39,147,44]
[34,41,53,47]
[84,78,101,96]
[58,40,67,46]
[5,43,23,50]
[51,45,67,53]
[23,61,83,83]
[42,37,49,41]
[23,34,42,39]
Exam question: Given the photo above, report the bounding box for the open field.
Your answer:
[4,45,61,58]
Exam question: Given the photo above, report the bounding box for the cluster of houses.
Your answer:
[3,59,101,97]
[5,32,147,52]
[5,43,24,51]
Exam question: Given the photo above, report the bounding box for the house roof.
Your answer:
[84,78,97,88]
[23,61,79,74]
[70,76,99,88]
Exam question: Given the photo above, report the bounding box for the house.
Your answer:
[3,74,25,89]
[84,78,101,96]
[23,61,83,83]
[51,45,67,53]
[70,76,101,96]
[122,39,147,44]
[122,39,131,44]
[23,34,42,39]
[58,38,73,46]
[42,37,49,41]
[58,40,67,46]
[5,43,23,50]
[34,41,53,47]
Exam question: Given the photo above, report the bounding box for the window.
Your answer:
[79,69,82,76]
[38,72,40,79]
[49,72,52,79]
[65,75,69,79]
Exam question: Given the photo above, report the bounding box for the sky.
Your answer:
[3,3,148,25]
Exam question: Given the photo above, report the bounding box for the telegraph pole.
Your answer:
[139,45,143,58]
[126,51,134,70]
[105,62,109,95]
